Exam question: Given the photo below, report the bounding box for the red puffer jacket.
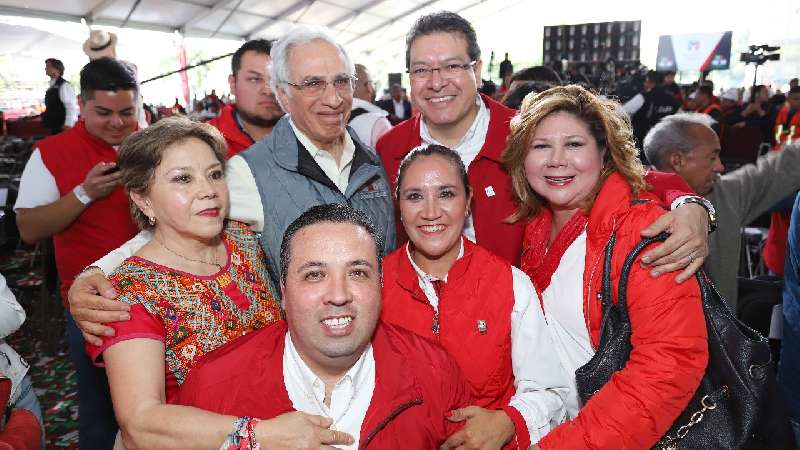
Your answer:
[208,104,254,158]
[538,173,708,449]
[176,321,473,449]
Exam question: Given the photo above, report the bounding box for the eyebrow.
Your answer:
[95,106,135,113]
[245,70,264,76]
[410,57,468,66]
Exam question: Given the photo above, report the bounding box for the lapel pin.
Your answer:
[477,320,487,334]
[484,186,495,197]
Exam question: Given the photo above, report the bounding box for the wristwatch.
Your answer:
[73,184,94,205]
[672,196,717,233]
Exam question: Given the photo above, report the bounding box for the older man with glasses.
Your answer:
[65,29,397,425]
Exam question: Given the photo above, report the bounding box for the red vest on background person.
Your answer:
[37,121,138,304]
[208,104,254,158]
[763,105,800,275]
[773,104,800,150]
[699,102,721,116]
[376,94,523,265]
[381,239,515,411]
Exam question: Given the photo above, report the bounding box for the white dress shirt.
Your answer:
[540,230,595,418]
[284,332,375,450]
[50,78,79,127]
[289,117,355,194]
[404,238,569,443]
[420,95,489,243]
[392,99,405,119]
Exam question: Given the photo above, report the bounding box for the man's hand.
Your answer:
[256,411,354,450]
[640,202,709,283]
[82,162,122,200]
[440,406,514,450]
[68,269,129,346]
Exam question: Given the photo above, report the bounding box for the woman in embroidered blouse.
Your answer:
[502,85,708,449]
[86,118,344,449]
[380,144,570,450]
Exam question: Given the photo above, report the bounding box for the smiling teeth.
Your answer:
[323,317,353,328]
[429,96,453,103]
[421,225,445,232]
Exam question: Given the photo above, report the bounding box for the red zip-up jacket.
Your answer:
[536,173,708,449]
[176,321,473,449]
[208,104,254,158]
[376,95,697,266]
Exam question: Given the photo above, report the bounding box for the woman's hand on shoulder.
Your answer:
[639,202,709,283]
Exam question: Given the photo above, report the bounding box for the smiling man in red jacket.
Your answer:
[377,12,713,276]
[209,39,284,157]
[177,204,472,449]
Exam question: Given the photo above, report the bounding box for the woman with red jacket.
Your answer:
[380,144,570,450]
[502,85,708,449]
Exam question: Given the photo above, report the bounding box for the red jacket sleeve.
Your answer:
[644,170,697,206]
[539,208,708,449]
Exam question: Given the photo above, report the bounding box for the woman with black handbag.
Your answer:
[502,85,709,449]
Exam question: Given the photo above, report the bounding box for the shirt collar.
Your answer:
[405,237,465,283]
[285,330,373,406]
[419,93,487,150]
[288,116,355,165]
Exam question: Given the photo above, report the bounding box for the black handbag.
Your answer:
[574,232,781,449]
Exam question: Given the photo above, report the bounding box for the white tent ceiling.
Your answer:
[0,0,505,58]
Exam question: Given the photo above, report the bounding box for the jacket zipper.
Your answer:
[359,398,423,449]
[585,222,616,347]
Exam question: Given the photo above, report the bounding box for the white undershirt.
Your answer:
[349,98,391,149]
[420,95,489,243]
[392,99,405,119]
[283,332,375,450]
[14,149,60,210]
[540,230,595,418]
[50,78,79,127]
[404,238,570,443]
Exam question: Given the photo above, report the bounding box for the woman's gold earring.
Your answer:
[148,216,156,226]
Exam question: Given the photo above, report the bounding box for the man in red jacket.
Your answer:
[377,11,712,277]
[209,39,284,157]
[177,204,472,449]
[14,57,140,449]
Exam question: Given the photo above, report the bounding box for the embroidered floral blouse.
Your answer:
[87,220,282,402]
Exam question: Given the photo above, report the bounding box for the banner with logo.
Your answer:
[656,31,732,72]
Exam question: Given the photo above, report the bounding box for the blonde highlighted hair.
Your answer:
[501,85,646,222]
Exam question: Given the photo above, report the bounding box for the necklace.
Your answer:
[154,236,223,270]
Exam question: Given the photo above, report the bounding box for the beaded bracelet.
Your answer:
[220,416,261,450]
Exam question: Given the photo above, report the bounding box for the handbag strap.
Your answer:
[616,232,670,319]
[599,232,617,311]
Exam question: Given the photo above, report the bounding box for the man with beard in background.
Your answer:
[210,39,285,157]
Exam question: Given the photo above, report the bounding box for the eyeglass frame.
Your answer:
[406,61,478,81]
[281,74,358,97]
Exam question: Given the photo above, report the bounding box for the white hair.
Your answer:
[269,26,355,110]
[643,112,717,170]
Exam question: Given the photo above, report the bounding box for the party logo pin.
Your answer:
[485,186,495,197]
[477,320,487,334]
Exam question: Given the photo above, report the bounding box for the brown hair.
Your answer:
[501,85,646,222]
[117,116,228,230]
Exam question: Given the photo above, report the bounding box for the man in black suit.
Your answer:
[378,83,412,125]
